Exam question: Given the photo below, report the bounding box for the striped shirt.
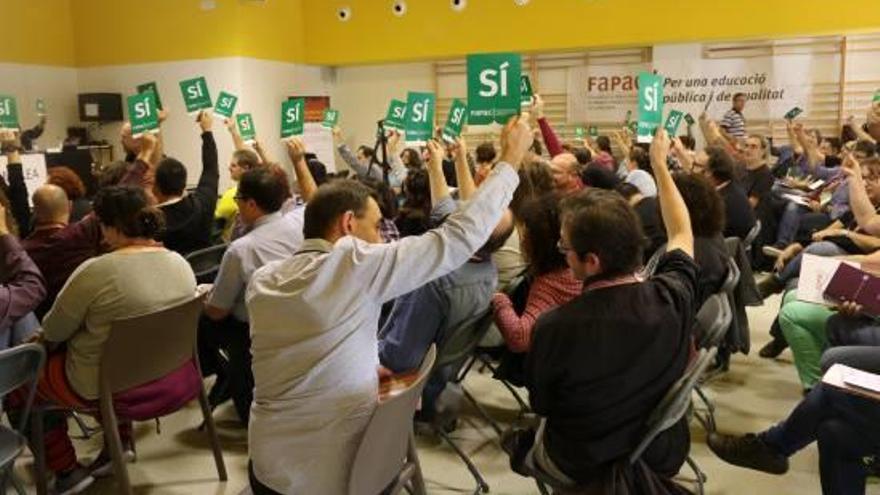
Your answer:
[720,109,747,138]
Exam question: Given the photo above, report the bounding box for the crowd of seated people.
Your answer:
[0,89,879,495]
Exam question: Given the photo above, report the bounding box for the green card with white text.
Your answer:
[637,72,664,143]
[281,98,305,138]
[322,109,340,129]
[384,99,407,131]
[127,92,160,137]
[442,99,468,142]
[0,95,19,131]
[214,91,239,119]
[663,110,684,137]
[179,77,212,114]
[137,82,163,111]
[467,53,522,125]
[404,92,435,143]
[236,113,256,142]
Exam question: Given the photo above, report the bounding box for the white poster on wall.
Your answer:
[567,56,814,125]
[302,123,337,173]
[0,153,48,206]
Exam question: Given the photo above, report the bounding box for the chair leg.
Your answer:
[436,428,489,494]
[694,386,716,431]
[686,455,706,495]
[461,386,504,437]
[198,385,228,481]
[101,397,133,495]
[31,409,49,495]
[476,356,531,415]
[69,411,100,439]
[407,432,427,495]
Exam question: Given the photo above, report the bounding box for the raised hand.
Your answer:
[649,127,671,170]
[426,139,445,170]
[531,94,545,120]
[499,116,533,170]
[841,151,862,180]
[198,111,213,132]
[286,137,307,164]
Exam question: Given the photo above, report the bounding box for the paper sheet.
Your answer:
[795,254,860,306]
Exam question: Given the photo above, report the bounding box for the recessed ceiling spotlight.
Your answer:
[337,6,352,21]
[451,0,467,12]
[392,1,407,17]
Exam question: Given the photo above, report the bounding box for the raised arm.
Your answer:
[195,111,220,205]
[287,138,317,203]
[1,131,31,237]
[794,123,823,170]
[845,115,877,145]
[226,116,248,151]
[671,137,694,172]
[333,126,379,180]
[842,152,880,235]
[0,204,45,329]
[425,140,451,209]
[453,136,476,200]
[532,94,564,157]
[650,128,693,258]
[353,117,532,304]
[785,119,804,156]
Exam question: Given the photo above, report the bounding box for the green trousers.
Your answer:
[778,290,835,389]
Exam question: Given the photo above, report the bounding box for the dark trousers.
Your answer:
[827,315,880,348]
[249,461,283,495]
[198,314,253,424]
[762,347,880,495]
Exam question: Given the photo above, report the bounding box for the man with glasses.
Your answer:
[199,164,305,424]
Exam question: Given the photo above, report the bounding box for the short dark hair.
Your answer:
[518,194,567,275]
[596,135,612,153]
[672,172,725,238]
[530,138,543,156]
[155,158,188,196]
[615,182,641,200]
[679,136,696,151]
[705,146,736,183]
[307,159,328,186]
[93,185,165,239]
[560,189,644,278]
[95,161,130,189]
[629,146,652,173]
[855,139,877,159]
[572,147,592,165]
[823,137,842,154]
[303,180,373,239]
[361,177,398,219]
[476,142,496,164]
[238,166,288,214]
[582,163,620,190]
[733,92,747,100]
[357,145,375,160]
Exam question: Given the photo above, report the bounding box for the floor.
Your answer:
[9,293,880,494]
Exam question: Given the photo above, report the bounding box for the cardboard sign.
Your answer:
[637,72,664,143]
[683,113,695,126]
[236,113,256,143]
[0,95,20,131]
[322,109,340,129]
[404,92,435,143]
[281,98,305,138]
[520,74,533,106]
[663,110,684,137]
[467,53,522,125]
[179,77,212,114]
[214,91,239,119]
[384,99,407,131]
[784,106,804,121]
[442,99,468,142]
[127,92,160,137]
[137,82,163,111]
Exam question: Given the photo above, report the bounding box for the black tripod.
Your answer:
[367,119,392,184]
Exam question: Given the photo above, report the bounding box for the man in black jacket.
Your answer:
[153,111,219,254]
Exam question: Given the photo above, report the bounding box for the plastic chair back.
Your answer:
[720,257,740,294]
[184,244,228,284]
[743,220,761,251]
[628,348,718,465]
[99,295,205,395]
[0,344,45,431]
[435,311,493,371]
[348,346,436,495]
[695,294,733,349]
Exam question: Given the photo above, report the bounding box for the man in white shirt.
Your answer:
[245,118,533,494]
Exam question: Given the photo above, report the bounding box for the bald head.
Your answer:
[32,184,70,225]
[550,153,582,194]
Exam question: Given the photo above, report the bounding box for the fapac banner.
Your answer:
[567,57,814,124]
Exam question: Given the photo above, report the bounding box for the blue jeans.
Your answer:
[826,315,880,348]
[777,241,848,284]
[776,202,809,246]
[762,384,880,495]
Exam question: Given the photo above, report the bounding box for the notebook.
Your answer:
[823,364,880,403]
[823,263,880,317]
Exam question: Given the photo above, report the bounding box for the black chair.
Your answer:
[184,243,228,284]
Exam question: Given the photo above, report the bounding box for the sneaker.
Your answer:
[54,465,95,495]
[762,246,785,259]
[88,447,137,478]
[707,432,789,475]
[758,338,788,359]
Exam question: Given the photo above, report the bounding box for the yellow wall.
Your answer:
[302,0,880,66]
[4,0,76,66]
[71,0,305,67]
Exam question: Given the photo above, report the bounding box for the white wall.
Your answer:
[76,57,331,191]
[0,63,79,151]
[332,62,434,155]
